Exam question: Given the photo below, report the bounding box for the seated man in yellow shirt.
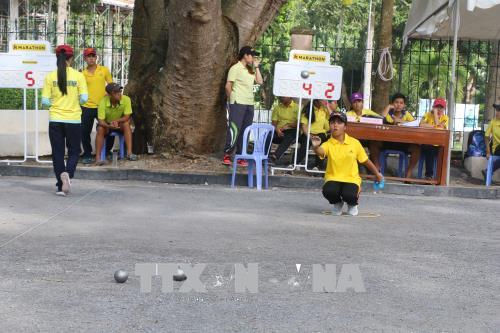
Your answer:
[312,112,383,216]
[346,92,382,122]
[419,98,449,179]
[268,97,299,165]
[297,99,330,170]
[370,93,421,177]
[95,83,137,165]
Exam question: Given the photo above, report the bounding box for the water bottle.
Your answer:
[373,178,385,192]
[112,150,118,168]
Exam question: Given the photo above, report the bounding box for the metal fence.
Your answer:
[2,13,500,150]
[256,29,500,150]
[0,17,132,87]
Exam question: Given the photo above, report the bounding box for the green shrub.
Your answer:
[0,89,42,110]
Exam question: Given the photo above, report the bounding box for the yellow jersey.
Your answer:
[82,65,113,108]
[301,106,330,134]
[385,110,415,124]
[485,118,500,153]
[319,134,369,187]
[421,112,449,129]
[42,67,88,123]
[346,109,381,122]
[227,62,255,105]
[272,101,299,129]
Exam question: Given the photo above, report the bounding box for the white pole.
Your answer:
[363,0,374,109]
[447,0,460,185]
[9,0,19,42]
[56,0,68,45]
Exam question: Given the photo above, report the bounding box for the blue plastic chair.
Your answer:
[417,154,438,179]
[380,150,408,177]
[485,156,500,186]
[231,124,274,190]
[100,131,125,161]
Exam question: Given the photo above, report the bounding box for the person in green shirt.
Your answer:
[268,96,299,164]
[222,46,263,166]
[95,83,137,165]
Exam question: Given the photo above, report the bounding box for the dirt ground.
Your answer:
[19,152,488,187]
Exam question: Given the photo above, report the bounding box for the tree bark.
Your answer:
[127,0,285,154]
[371,0,394,114]
[485,40,500,122]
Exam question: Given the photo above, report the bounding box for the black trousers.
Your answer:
[81,106,114,158]
[421,145,439,177]
[297,132,328,168]
[267,128,299,160]
[322,181,360,206]
[49,122,81,191]
[80,106,97,158]
[224,103,254,155]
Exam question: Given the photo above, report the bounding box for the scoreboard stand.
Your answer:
[271,50,343,175]
[0,40,54,164]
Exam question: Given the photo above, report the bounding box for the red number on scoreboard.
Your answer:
[324,83,335,99]
[302,83,312,96]
[25,71,35,87]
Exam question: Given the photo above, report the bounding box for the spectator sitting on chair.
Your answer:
[483,102,500,181]
[485,102,500,159]
[297,99,330,170]
[95,83,137,165]
[369,92,420,177]
[419,98,449,179]
[346,92,381,122]
[268,96,299,165]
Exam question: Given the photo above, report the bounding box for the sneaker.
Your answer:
[331,202,344,216]
[127,153,138,161]
[60,172,71,194]
[222,154,231,165]
[82,157,93,165]
[55,191,66,197]
[347,205,359,216]
[237,159,248,167]
[95,160,107,166]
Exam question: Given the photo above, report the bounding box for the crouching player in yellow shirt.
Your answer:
[312,112,383,216]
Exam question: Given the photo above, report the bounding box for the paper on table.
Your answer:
[400,120,420,127]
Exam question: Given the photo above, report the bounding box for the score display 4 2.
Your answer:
[273,62,343,100]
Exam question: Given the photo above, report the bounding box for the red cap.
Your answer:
[433,98,447,109]
[55,44,74,56]
[83,47,96,57]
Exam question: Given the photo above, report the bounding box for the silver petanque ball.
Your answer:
[114,269,128,283]
[173,268,187,282]
[300,70,309,79]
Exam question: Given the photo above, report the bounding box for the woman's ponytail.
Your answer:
[56,51,68,95]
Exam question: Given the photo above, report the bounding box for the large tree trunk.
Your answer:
[371,0,394,114]
[485,40,500,122]
[126,0,286,154]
